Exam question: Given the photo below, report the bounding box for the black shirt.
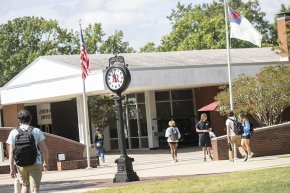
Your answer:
[196,120,210,138]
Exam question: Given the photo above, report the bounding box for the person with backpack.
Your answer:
[165,120,181,163]
[6,109,48,193]
[238,114,254,161]
[196,113,213,162]
[226,110,244,162]
[94,128,105,166]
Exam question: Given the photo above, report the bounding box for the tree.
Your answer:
[98,30,135,54]
[215,65,290,126]
[0,16,79,86]
[139,0,273,52]
[88,95,116,130]
[83,23,104,54]
[139,42,157,53]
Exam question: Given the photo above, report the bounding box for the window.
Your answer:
[173,101,194,117]
[171,90,193,100]
[155,91,170,101]
[156,102,171,118]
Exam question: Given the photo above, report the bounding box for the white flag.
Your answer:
[228,7,262,47]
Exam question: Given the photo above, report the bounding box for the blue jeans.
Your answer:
[96,147,105,162]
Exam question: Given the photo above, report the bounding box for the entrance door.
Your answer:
[126,93,148,149]
[109,93,148,150]
[155,89,199,147]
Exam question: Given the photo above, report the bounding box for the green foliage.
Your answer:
[88,95,116,130]
[83,23,104,54]
[86,166,290,193]
[98,30,135,54]
[139,0,275,52]
[139,42,157,53]
[0,16,136,86]
[215,65,290,126]
[0,16,79,86]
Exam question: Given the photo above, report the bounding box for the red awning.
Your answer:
[197,101,219,112]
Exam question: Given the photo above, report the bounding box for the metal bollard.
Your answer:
[0,142,4,162]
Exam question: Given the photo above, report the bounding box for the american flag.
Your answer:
[80,26,90,79]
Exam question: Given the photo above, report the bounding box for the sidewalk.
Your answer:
[0,147,290,193]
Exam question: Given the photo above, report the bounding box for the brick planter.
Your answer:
[57,159,98,171]
[0,127,86,171]
[213,122,290,160]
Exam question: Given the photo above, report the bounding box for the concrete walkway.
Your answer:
[0,147,290,193]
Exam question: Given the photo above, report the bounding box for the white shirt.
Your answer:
[165,127,181,142]
[226,116,236,136]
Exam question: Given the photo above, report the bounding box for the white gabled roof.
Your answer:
[4,57,81,88]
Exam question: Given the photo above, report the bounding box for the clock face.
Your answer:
[106,67,125,91]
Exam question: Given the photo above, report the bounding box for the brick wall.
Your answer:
[195,86,225,136]
[2,104,24,127]
[213,122,290,160]
[276,13,289,58]
[0,127,85,172]
[57,159,97,171]
[45,132,85,170]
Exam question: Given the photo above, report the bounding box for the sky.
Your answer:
[0,0,289,51]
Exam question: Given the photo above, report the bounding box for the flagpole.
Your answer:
[82,78,91,168]
[223,0,234,110]
[79,20,91,169]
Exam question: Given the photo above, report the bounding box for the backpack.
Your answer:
[13,127,38,166]
[249,122,254,136]
[229,118,243,135]
[170,127,179,141]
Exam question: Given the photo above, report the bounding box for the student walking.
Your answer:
[226,110,243,162]
[238,114,254,161]
[6,109,48,193]
[165,120,181,163]
[196,113,213,162]
[94,128,105,166]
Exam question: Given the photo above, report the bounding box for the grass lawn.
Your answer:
[86,166,290,193]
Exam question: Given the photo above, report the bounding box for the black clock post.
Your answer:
[105,55,139,183]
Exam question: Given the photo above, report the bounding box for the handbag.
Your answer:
[95,141,103,148]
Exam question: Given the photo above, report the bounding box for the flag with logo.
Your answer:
[228,7,262,47]
[80,26,90,79]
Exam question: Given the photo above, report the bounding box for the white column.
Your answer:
[76,95,88,144]
[103,126,111,151]
[145,91,159,149]
[0,108,2,127]
[0,142,4,162]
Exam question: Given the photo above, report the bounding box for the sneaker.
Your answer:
[248,152,254,159]
[171,160,176,164]
[229,159,234,162]
[175,158,178,162]
[243,155,248,162]
[209,155,213,160]
[203,158,206,162]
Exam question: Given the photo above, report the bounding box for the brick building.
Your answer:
[0,13,289,154]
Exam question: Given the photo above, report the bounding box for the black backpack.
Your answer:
[249,122,254,136]
[13,127,38,166]
[229,118,243,135]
